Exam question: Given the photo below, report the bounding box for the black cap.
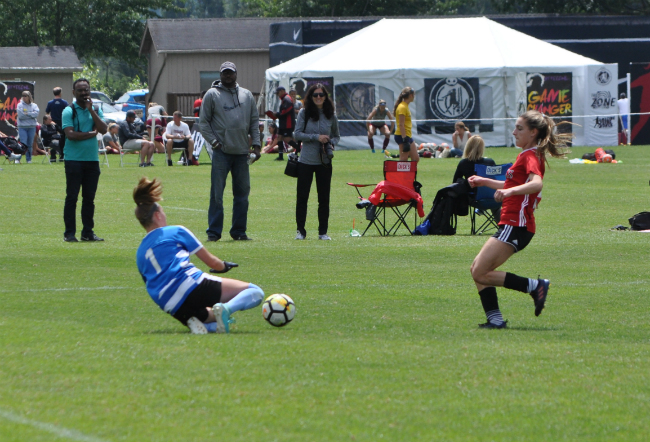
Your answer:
[126,110,136,118]
[275,86,286,93]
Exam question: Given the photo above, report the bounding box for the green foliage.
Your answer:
[73,61,148,100]
[1,147,650,441]
[490,0,649,14]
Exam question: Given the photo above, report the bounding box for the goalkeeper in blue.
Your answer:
[134,177,264,334]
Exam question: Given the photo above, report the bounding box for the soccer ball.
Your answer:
[262,294,296,327]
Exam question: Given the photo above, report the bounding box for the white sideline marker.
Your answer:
[0,408,110,442]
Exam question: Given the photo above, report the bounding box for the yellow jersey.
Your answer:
[394,101,412,137]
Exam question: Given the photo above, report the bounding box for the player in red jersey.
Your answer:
[467,110,571,328]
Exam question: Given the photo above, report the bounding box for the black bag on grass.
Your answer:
[629,212,650,230]
[1,137,27,155]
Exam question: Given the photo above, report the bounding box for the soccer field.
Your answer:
[1,147,649,442]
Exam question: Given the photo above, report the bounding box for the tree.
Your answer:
[489,0,650,14]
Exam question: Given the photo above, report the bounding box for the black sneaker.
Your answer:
[64,235,78,242]
[479,320,508,329]
[139,163,146,167]
[80,233,104,242]
[167,159,173,166]
[207,235,221,242]
[274,157,285,161]
[232,234,252,241]
[147,162,154,167]
[532,278,550,317]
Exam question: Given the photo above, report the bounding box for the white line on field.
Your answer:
[0,408,110,442]
[0,286,130,293]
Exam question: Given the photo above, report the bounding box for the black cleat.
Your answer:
[80,233,104,242]
[532,278,550,317]
[64,235,78,242]
[167,159,173,166]
[232,235,252,241]
[207,235,221,242]
[479,320,508,329]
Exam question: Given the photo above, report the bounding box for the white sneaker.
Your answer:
[295,231,305,240]
[187,316,208,334]
[27,160,32,164]
[10,153,20,160]
[318,234,332,240]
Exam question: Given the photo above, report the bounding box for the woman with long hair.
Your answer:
[468,110,570,328]
[134,177,264,334]
[393,87,418,162]
[293,83,340,240]
[450,121,471,158]
[17,91,39,163]
[452,136,495,183]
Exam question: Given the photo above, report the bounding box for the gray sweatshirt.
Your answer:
[16,101,40,127]
[199,81,260,155]
[294,108,340,166]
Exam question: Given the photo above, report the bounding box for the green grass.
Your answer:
[1,146,649,441]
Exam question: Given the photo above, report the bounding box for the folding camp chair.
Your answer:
[469,163,512,235]
[348,160,425,236]
[97,133,109,167]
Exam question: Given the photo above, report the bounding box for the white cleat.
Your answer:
[187,316,208,334]
[318,234,332,240]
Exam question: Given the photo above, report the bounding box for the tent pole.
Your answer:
[504,74,510,147]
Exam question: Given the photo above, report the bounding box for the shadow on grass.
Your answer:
[145,329,263,335]
[505,325,559,332]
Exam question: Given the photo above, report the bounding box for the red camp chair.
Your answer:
[348,161,425,236]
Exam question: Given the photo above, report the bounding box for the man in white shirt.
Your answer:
[165,111,196,166]
[617,93,630,144]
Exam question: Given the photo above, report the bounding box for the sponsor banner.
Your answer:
[335,82,375,137]
[0,81,35,137]
[630,62,650,145]
[422,77,480,134]
[586,64,618,146]
[527,72,572,137]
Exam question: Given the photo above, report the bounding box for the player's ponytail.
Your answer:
[393,87,414,115]
[133,177,162,227]
[520,110,572,164]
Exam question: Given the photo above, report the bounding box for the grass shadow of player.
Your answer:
[505,325,558,332]
[145,329,263,335]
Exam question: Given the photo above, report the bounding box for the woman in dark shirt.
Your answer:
[452,136,495,183]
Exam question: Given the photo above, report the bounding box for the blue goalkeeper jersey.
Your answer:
[136,225,205,314]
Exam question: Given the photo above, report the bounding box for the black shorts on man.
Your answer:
[172,275,222,325]
[171,139,189,149]
[492,225,535,252]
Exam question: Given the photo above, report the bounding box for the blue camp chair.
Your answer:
[469,163,512,235]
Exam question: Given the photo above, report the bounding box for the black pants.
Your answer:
[296,162,332,236]
[53,120,65,159]
[64,161,101,237]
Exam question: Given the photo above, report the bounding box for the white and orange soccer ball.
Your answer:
[262,294,296,327]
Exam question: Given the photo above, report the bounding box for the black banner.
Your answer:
[630,62,650,145]
[289,77,333,101]
[424,77,480,134]
[0,81,35,137]
[334,82,375,137]
[527,72,572,136]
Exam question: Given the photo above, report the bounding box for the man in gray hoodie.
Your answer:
[199,61,260,241]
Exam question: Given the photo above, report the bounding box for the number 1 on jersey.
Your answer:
[145,248,162,274]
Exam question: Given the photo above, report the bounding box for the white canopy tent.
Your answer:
[266,17,618,148]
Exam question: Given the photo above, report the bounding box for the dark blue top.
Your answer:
[46,98,69,123]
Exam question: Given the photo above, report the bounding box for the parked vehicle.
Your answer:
[90,91,113,104]
[114,89,148,118]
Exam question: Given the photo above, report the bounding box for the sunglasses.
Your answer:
[312,93,326,98]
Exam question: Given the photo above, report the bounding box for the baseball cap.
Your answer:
[126,110,136,118]
[220,61,237,72]
[275,86,286,93]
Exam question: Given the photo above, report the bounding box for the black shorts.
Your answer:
[172,275,222,325]
[492,225,535,253]
[170,139,189,148]
[278,129,294,138]
[371,123,386,129]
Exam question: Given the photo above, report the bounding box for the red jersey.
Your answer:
[499,147,545,233]
[193,99,202,117]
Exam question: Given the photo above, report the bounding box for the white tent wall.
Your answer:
[266,18,618,149]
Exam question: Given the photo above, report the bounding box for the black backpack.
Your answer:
[426,186,460,236]
[629,212,650,230]
[0,137,27,155]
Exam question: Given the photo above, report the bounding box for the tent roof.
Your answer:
[267,17,602,76]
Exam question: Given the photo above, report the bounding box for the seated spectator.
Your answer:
[119,110,155,167]
[31,123,48,157]
[450,121,471,158]
[102,123,121,154]
[148,102,167,117]
[262,123,280,153]
[146,116,166,153]
[452,135,499,221]
[41,115,63,162]
[164,111,196,166]
[0,138,21,161]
